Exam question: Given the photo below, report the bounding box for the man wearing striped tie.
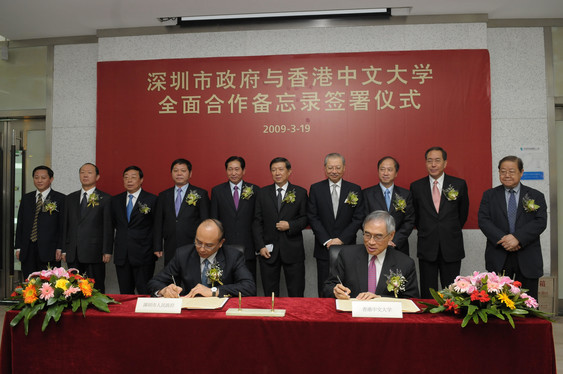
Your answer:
[15,166,66,280]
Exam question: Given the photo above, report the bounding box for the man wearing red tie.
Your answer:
[410,147,469,298]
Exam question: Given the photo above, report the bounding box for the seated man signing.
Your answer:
[147,219,256,298]
[324,210,419,300]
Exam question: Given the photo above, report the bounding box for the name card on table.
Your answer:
[351,300,403,318]
[135,298,182,314]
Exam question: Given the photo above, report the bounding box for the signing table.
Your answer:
[1,295,556,374]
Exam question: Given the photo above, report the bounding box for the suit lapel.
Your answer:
[336,181,349,218]
[356,249,369,292]
[516,184,528,221]
[224,183,237,213]
[422,179,438,217]
[376,249,394,294]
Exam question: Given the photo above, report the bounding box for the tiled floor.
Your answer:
[0,305,561,372]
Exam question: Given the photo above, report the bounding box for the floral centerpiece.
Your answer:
[10,267,118,335]
[421,271,551,328]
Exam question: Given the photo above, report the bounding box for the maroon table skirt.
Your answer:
[0,295,556,374]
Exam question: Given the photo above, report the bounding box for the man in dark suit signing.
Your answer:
[153,158,210,265]
[478,156,547,299]
[253,157,308,297]
[323,210,419,299]
[410,146,469,298]
[211,156,260,280]
[63,163,113,293]
[308,153,363,296]
[111,166,157,294]
[148,219,256,298]
[362,156,415,256]
[15,165,66,279]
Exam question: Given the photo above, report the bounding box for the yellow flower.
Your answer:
[345,192,358,206]
[498,292,516,310]
[23,284,38,304]
[79,279,93,297]
[55,278,69,291]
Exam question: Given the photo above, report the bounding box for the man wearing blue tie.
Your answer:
[111,166,157,294]
[478,156,547,299]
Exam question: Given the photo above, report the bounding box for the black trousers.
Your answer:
[502,252,539,300]
[68,260,107,294]
[419,247,460,299]
[115,261,156,295]
[21,241,60,280]
[259,256,305,297]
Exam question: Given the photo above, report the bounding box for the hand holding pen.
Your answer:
[333,275,351,300]
[158,275,183,298]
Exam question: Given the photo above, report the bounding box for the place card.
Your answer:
[135,297,182,314]
[351,300,403,318]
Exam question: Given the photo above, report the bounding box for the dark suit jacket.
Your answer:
[111,189,158,267]
[478,184,547,279]
[15,189,66,263]
[252,183,308,264]
[63,189,113,264]
[410,174,469,262]
[147,244,256,297]
[308,179,363,260]
[211,181,259,260]
[323,245,419,298]
[362,184,415,253]
[153,184,210,260]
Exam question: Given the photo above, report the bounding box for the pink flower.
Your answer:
[521,293,539,308]
[454,276,472,293]
[509,283,521,295]
[486,280,502,293]
[39,283,55,300]
[63,286,81,298]
[51,267,69,278]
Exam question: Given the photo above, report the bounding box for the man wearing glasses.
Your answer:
[323,210,419,299]
[147,219,256,298]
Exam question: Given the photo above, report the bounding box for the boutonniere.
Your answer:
[206,263,224,287]
[344,191,359,206]
[185,190,201,206]
[87,192,101,208]
[522,194,540,213]
[392,193,407,213]
[385,269,407,298]
[42,199,58,215]
[138,202,151,214]
[443,184,459,201]
[241,185,254,200]
[283,189,296,204]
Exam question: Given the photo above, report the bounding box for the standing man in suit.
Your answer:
[323,210,419,299]
[63,163,113,293]
[253,157,308,297]
[308,153,364,296]
[148,219,256,298]
[478,156,547,299]
[153,158,210,265]
[362,156,415,256]
[410,147,469,298]
[15,166,66,279]
[111,166,157,294]
[211,156,260,280]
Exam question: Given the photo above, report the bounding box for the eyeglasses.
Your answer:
[363,232,391,243]
[499,169,519,176]
[194,240,219,250]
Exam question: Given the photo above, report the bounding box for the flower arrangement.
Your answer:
[344,191,359,206]
[42,199,58,215]
[443,185,459,201]
[392,194,407,213]
[421,271,550,328]
[185,190,201,206]
[138,202,151,214]
[283,189,296,204]
[10,267,118,335]
[522,194,540,213]
[241,185,254,200]
[206,263,224,287]
[87,192,101,208]
[385,269,407,298]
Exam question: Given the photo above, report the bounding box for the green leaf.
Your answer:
[9,308,28,328]
[461,313,472,327]
[477,309,488,323]
[53,304,65,322]
[81,298,90,316]
[42,307,57,332]
[472,313,479,324]
[504,311,515,328]
[429,288,443,303]
[91,297,110,312]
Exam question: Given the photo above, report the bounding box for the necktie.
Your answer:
[368,256,377,294]
[126,194,134,222]
[80,191,88,217]
[233,186,240,210]
[508,189,517,234]
[384,188,391,211]
[432,180,440,213]
[175,188,183,216]
[201,259,211,286]
[331,184,339,218]
[30,194,42,242]
[277,187,283,211]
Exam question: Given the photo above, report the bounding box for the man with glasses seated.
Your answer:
[323,210,419,299]
[148,219,256,298]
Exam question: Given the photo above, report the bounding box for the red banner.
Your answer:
[97,49,490,228]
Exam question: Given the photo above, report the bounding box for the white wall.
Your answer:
[51,23,550,296]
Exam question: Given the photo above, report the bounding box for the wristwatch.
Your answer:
[211,287,218,297]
